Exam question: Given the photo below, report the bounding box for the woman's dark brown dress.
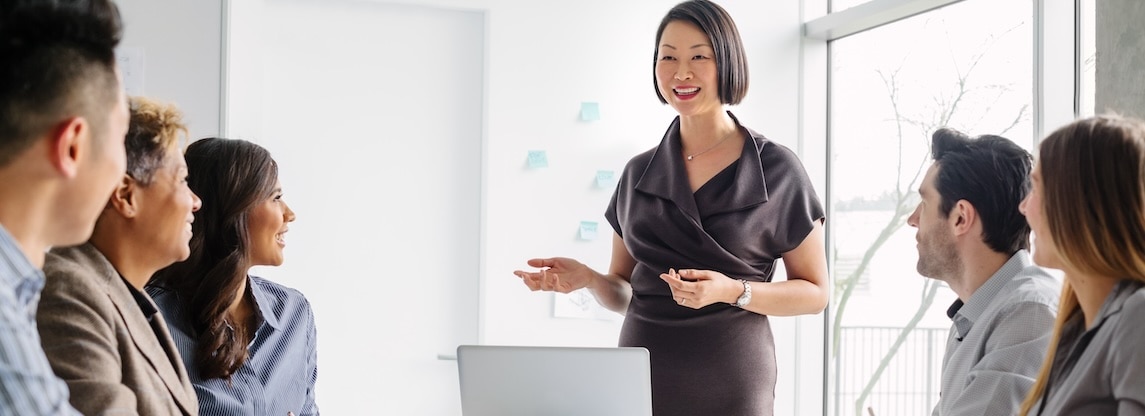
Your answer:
[605,113,824,416]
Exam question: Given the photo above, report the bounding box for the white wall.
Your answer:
[116,0,224,139]
[241,1,484,415]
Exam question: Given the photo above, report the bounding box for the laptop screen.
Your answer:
[456,345,653,416]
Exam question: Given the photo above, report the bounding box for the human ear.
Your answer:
[109,175,139,218]
[47,117,88,179]
[951,200,977,236]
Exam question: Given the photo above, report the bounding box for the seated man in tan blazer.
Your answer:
[37,96,202,416]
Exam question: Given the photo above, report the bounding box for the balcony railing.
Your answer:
[832,326,948,416]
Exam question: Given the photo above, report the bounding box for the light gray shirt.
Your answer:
[1033,279,1145,415]
[933,250,1059,416]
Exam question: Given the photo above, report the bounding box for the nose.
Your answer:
[674,61,692,81]
[906,203,921,228]
[1018,194,1029,216]
[283,201,297,223]
[190,190,202,212]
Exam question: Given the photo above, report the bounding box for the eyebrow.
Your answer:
[659,43,713,50]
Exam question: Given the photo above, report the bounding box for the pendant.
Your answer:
[687,155,694,161]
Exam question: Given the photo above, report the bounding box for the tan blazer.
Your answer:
[37,243,198,416]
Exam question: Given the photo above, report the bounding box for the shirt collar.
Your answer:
[948,250,1033,338]
[0,224,45,307]
[632,111,770,223]
[1088,278,1144,332]
[946,299,964,319]
[247,276,281,330]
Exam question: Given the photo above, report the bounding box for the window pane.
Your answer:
[1079,0,1096,117]
[827,1,1033,415]
[831,0,874,13]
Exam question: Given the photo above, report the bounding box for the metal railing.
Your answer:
[832,326,948,416]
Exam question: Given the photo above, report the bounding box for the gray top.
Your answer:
[933,250,1059,416]
[1033,279,1145,415]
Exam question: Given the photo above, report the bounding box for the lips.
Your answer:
[275,229,288,246]
[672,86,700,100]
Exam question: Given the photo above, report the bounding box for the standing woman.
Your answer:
[513,1,828,414]
[1018,115,1145,415]
[147,138,319,416]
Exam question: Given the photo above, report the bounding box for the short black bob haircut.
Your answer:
[653,0,749,105]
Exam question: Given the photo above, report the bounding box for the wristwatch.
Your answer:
[733,279,751,308]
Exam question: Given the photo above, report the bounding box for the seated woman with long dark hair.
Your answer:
[147,137,319,416]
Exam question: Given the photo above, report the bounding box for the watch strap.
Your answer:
[733,279,751,308]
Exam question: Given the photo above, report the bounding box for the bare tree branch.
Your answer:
[833,17,1031,415]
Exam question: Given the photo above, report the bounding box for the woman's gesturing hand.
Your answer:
[513,257,594,294]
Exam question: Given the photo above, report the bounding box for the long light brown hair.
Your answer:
[1019,114,1145,414]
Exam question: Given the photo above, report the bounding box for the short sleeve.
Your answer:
[759,142,825,254]
[604,184,623,238]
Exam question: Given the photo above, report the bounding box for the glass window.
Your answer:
[830,0,874,13]
[1079,0,1096,117]
[827,1,1033,415]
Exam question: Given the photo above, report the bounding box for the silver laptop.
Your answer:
[456,345,653,416]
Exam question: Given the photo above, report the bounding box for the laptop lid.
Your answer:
[456,345,653,416]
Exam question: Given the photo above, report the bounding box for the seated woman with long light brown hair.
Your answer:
[1018,114,1145,415]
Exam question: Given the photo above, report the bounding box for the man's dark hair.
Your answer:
[0,0,124,167]
[931,127,1032,254]
[653,0,749,105]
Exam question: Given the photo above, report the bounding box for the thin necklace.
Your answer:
[685,128,738,161]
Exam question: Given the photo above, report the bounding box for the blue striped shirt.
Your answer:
[147,276,319,416]
[0,225,80,416]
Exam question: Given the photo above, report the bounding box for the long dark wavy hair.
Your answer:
[151,137,278,380]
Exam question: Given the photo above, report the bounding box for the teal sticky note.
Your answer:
[527,150,548,168]
[578,221,598,240]
[595,170,615,189]
[580,102,600,121]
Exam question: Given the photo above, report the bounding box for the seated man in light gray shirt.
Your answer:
[906,128,1060,416]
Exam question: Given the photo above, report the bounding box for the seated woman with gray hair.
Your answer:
[37,96,202,416]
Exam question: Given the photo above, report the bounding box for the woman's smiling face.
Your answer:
[246,179,296,267]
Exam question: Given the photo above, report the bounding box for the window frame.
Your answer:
[798,0,1078,413]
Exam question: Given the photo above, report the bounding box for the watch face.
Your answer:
[735,280,751,307]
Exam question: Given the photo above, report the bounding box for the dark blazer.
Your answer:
[37,243,198,416]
